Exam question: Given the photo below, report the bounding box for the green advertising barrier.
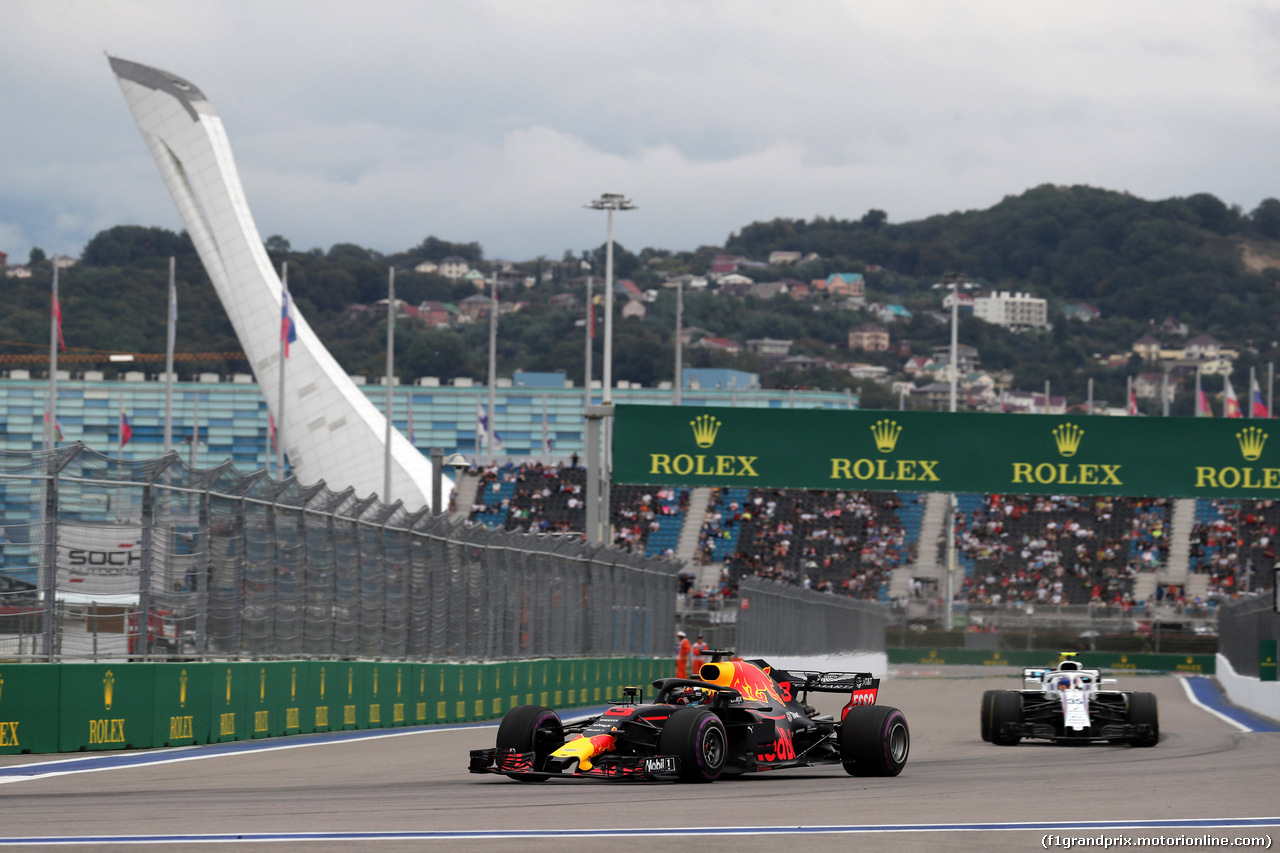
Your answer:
[304,661,337,732]
[368,662,409,728]
[59,663,154,752]
[613,405,1280,499]
[238,662,304,739]
[1261,640,1278,682]
[0,663,59,755]
[152,663,211,747]
[887,648,1216,673]
[209,663,248,743]
[1,657,663,754]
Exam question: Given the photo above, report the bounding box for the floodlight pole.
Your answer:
[586,193,635,535]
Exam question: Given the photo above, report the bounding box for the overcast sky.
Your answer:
[3,1,1280,265]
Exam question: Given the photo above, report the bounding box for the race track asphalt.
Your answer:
[2,669,1277,852]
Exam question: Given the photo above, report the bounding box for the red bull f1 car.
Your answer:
[980,655,1158,747]
[468,651,909,782]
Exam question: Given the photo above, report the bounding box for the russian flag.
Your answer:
[281,287,297,357]
[120,408,133,446]
[1251,375,1269,418]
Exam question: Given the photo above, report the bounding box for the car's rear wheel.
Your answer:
[495,705,564,781]
[658,707,727,782]
[980,689,997,742]
[1127,692,1159,747]
[840,705,910,776]
[989,691,1023,746]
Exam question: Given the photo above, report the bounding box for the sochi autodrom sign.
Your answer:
[611,404,1280,498]
[56,525,144,595]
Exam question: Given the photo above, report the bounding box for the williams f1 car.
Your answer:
[469,652,909,782]
[980,655,1158,747]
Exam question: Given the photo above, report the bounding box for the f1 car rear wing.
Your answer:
[752,662,880,695]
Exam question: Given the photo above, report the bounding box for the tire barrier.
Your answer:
[0,657,671,755]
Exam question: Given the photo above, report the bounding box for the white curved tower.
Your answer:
[110,57,435,510]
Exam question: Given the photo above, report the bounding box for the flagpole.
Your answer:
[584,275,593,411]
[384,266,395,501]
[276,262,287,478]
[47,265,59,453]
[407,388,415,450]
[1126,376,1132,415]
[1196,367,1203,417]
[488,272,498,466]
[1249,367,1256,419]
[542,394,549,460]
[1270,362,1275,418]
[164,256,176,455]
[191,395,200,470]
[1087,378,1093,415]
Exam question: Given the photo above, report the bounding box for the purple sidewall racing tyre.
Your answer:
[658,707,727,782]
[840,704,910,777]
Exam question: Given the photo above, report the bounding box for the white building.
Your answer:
[972,291,1048,331]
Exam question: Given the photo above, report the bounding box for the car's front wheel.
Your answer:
[1127,692,1159,747]
[989,691,1023,746]
[980,689,997,741]
[658,707,727,782]
[840,705,910,776]
[495,705,564,781]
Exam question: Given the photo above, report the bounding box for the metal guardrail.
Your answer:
[0,444,676,662]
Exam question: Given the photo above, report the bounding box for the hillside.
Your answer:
[4,185,1280,415]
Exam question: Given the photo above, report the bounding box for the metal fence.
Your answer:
[1217,594,1280,677]
[735,578,885,655]
[0,444,676,662]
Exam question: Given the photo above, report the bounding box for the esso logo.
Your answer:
[842,689,879,716]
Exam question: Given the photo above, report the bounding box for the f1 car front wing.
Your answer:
[469,747,682,781]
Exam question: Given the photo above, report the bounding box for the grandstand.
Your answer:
[458,462,1271,626]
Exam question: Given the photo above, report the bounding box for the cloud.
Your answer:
[2,0,1280,261]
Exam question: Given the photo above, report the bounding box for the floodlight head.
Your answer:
[444,452,470,472]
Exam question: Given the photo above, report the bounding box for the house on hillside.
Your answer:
[749,281,788,300]
[438,256,470,280]
[691,336,744,354]
[458,293,494,321]
[870,303,912,323]
[768,251,802,266]
[848,324,889,352]
[418,301,457,327]
[1134,372,1175,404]
[746,338,792,356]
[825,273,865,298]
[1132,334,1162,362]
[547,293,578,310]
[931,344,981,373]
[1063,302,1101,323]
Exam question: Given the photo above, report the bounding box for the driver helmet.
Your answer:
[1055,676,1072,690]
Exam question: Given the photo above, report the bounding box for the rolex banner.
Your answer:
[611,405,1280,498]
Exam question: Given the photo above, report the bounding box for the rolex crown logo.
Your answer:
[1052,423,1084,457]
[690,414,721,448]
[1237,426,1268,462]
[870,419,902,453]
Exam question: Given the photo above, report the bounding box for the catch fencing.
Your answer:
[0,444,676,662]
[1217,594,1280,677]
[735,577,885,655]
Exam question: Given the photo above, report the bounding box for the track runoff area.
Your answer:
[1,667,1277,851]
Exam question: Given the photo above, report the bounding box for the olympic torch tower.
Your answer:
[109,57,435,510]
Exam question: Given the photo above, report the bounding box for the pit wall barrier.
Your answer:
[887,648,1216,673]
[0,657,671,755]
